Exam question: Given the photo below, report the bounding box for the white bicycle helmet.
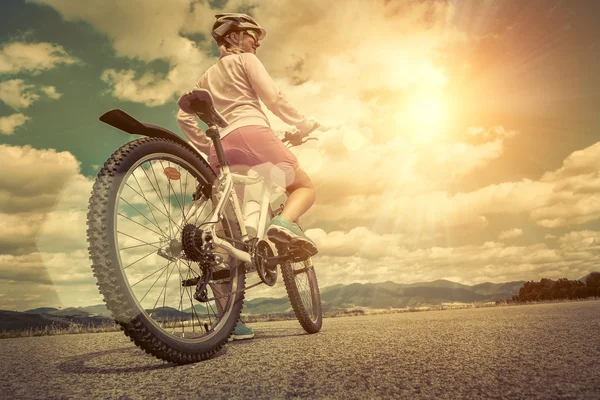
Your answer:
[211,13,266,45]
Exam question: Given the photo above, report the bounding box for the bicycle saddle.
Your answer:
[177,89,229,129]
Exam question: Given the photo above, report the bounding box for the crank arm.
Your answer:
[265,250,312,266]
[181,269,232,287]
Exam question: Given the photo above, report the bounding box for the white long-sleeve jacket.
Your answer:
[177,52,316,155]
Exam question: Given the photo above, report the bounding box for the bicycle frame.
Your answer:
[184,161,280,265]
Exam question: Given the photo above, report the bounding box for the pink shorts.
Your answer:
[208,125,300,189]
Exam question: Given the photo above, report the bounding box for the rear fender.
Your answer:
[99,109,215,195]
[99,108,214,172]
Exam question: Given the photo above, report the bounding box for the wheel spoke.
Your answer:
[184,267,202,332]
[131,264,169,288]
[151,260,178,312]
[140,260,173,304]
[120,240,163,251]
[130,173,163,235]
[117,210,166,239]
[117,231,163,249]
[161,160,186,219]
[143,161,182,234]
[122,247,159,270]
[124,181,174,225]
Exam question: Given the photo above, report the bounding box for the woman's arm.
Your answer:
[242,53,318,134]
[176,105,212,156]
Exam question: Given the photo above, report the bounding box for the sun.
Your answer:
[410,93,446,125]
[395,91,450,143]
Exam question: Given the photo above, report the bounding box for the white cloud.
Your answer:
[0,145,83,213]
[40,85,62,99]
[529,141,600,228]
[30,0,467,111]
[499,228,523,240]
[532,195,600,228]
[101,69,182,107]
[303,176,552,237]
[0,79,39,108]
[30,0,215,106]
[419,138,506,182]
[306,226,595,289]
[30,0,204,62]
[542,142,600,181]
[0,42,78,74]
[0,144,93,255]
[0,113,29,135]
[0,79,64,109]
[0,252,101,310]
[468,125,518,140]
[558,230,600,251]
[0,144,98,309]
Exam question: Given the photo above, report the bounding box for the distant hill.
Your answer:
[183,304,208,314]
[48,307,95,317]
[1,279,527,331]
[243,279,525,314]
[0,310,71,331]
[0,309,112,332]
[578,272,599,283]
[24,307,59,314]
[244,297,293,314]
[77,304,111,317]
[23,305,112,317]
[144,306,191,321]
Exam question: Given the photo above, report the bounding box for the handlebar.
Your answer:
[281,131,318,148]
[280,122,335,148]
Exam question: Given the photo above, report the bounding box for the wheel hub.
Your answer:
[168,239,182,257]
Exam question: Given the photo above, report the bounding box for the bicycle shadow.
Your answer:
[57,346,228,374]
[57,331,317,372]
[226,331,313,345]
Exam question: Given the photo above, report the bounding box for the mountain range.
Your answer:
[0,279,526,332]
[246,279,526,314]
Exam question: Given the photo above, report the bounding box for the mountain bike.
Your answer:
[86,89,322,364]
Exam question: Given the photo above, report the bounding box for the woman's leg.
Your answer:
[280,168,315,223]
[267,167,318,255]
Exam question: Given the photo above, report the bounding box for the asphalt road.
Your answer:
[1,301,599,400]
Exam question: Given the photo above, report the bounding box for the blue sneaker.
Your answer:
[266,216,318,256]
[229,321,255,341]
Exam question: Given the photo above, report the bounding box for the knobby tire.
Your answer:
[86,137,245,364]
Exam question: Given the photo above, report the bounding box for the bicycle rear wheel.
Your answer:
[87,137,245,364]
[281,257,323,333]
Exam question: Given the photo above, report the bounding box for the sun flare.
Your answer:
[396,91,450,144]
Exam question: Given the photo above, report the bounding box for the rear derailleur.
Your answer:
[180,223,226,302]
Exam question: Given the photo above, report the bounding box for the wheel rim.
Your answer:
[290,261,320,323]
[112,153,239,342]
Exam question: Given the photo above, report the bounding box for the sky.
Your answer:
[1,0,600,311]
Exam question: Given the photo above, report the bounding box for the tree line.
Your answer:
[511,272,600,302]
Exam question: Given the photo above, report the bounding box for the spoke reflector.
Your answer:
[164,167,181,180]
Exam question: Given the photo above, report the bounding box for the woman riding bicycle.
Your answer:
[177,13,321,339]
[177,13,320,255]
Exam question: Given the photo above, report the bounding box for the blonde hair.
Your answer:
[218,31,246,58]
[219,44,244,58]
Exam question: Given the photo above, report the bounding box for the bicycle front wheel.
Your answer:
[87,137,245,364]
[281,257,322,333]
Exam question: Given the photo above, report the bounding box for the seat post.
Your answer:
[205,126,228,168]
